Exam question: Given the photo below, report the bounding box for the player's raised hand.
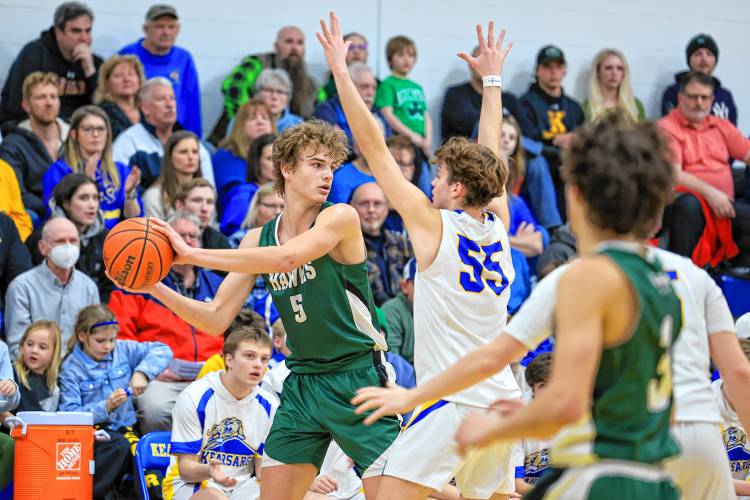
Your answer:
[316,12,351,75]
[208,458,238,487]
[457,21,512,78]
[351,383,418,425]
[148,217,194,265]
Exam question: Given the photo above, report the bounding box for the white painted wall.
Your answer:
[1,0,747,137]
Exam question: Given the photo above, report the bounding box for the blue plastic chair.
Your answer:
[134,431,172,499]
[718,274,750,318]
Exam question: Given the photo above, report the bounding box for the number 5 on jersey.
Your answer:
[457,235,509,295]
[290,293,307,323]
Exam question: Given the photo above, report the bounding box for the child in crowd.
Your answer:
[514,352,553,495]
[59,304,172,499]
[12,320,62,413]
[163,326,278,500]
[374,35,432,157]
[270,318,290,369]
[713,313,750,499]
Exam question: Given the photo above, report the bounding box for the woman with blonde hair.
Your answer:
[583,48,646,124]
[142,131,202,220]
[228,183,284,248]
[43,105,141,229]
[93,55,146,139]
[212,99,276,202]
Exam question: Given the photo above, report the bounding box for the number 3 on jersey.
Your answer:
[290,294,307,323]
[457,235,509,295]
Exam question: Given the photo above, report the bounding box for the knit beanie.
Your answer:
[686,33,719,66]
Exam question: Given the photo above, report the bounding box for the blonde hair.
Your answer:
[62,105,120,191]
[93,55,146,104]
[14,320,62,393]
[218,99,276,159]
[241,183,277,230]
[587,49,639,125]
[68,304,119,353]
[22,71,59,101]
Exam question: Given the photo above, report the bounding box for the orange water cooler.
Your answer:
[10,412,98,500]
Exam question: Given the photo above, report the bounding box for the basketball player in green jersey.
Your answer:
[452,116,684,499]
[135,121,400,499]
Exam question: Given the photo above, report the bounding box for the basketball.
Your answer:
[103,217,174,289]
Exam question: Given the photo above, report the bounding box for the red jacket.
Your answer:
[109,269,224,362]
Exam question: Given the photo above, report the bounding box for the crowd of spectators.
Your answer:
[0,2,749,498]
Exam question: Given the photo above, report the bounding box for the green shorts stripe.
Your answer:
[264,365,400,471]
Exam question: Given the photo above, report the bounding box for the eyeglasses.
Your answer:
[261,88,289,96]
[260,202,284,211]
[348,43,368,51]
[178,232,201,241]
[682,92,714,102]
[80,125,107,135]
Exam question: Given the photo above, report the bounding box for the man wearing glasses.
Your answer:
[658,71,750,268]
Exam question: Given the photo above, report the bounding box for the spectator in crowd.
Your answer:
[43,105,142,229]
[255,69,303,133]
[112,77,213,189]
[5,217,99,357]
[0,213,32,331]
[119,4,202,136]
[228,183,284,248]
[93,55,146,139]
[381,257,416,364]
[440,45,527,141]
[375,35,432,157]
[662,34,737,125]
[0,2,103,125]
[173,178,229,251]
[0,160,32,241]
[658,71,750,267]
[161,326,276,500]
[48,174,112,301]
[350,182,412,306]
[583,48,646,124]
[0,72,70,220]
[535,222,576,277]
[210,25,317,144]
[10,320,62,414]
[318,32,370,102]
[221,134,278,235]
[521,44,585,219]
[0,339,18,492]
[109,211,224,434]
[142,130,202,220]
[212,99,275,203]
[60,303,171,499]
[314,62,390,147]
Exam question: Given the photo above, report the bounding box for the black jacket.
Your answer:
[0,212,32,316]
[0,122,60,216]
[0,27,103,125]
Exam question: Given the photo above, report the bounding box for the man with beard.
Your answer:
[0,1,102,125]
[208,26,318,145]
[0,72,70,221]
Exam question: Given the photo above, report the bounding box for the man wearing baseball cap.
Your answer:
[520,44,584,220]
[381,257,417,364]
[0,1,103,125]
[661,33,737,125]
[119,4,203,136]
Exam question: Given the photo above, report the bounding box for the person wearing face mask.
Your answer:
[4,217,99,357]
[119,4,202,136]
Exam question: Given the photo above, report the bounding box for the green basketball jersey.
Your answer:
[258,204,386,373]
[551,244,682,467]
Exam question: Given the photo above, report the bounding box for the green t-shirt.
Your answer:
[374,75,427,136]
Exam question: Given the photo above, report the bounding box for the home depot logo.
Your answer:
[56,442,81,471]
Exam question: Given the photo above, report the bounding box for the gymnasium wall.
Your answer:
[0,0,747,139]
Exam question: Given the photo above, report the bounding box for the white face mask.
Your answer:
[48,243,80,269]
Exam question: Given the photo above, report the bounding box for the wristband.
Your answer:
[482,75,503,88]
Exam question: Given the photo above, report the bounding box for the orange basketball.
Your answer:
[103,217,174,289]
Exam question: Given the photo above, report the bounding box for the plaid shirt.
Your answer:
[364,230,412,306]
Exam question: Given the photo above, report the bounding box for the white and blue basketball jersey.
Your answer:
[712,379,750,485]
[413,209,520,407]
[162,371,278,499]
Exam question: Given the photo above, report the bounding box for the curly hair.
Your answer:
[525,352,553,388]
[272,120,349,195]
[434,137,507,208]
[562,112,673,238]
